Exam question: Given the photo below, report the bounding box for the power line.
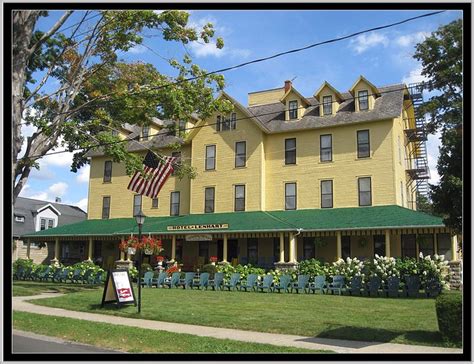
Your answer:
[24,82,431,160]
[47,10,445,117]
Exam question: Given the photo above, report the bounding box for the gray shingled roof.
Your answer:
[247,84,405,133]
[13,197,87,238]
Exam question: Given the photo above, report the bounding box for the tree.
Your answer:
[413,19,463,233]
[12,10,231,204]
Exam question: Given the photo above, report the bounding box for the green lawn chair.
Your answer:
[51,268,64,282]
[90,271,104,285]
[38,266,51,281]
[367,276,382,297]
[23,267,33,280]
[163,272,180,288]
[384,276,400,298]
[223,273,241,291]
[308,275,327,294]
[424,277,441,298]
[70,269,82,283]
[156,272,167,288]
[347,276,363,296]
[291,274,310,293]
[194,272,210,290]
[272,274,291,293]
[15,267,25,280]
[82,269,95,284]
[327,275,345,295]
[240,273,258,292]
[256,274,273,293]
[58,268,70,283]
[141,271,155,288]
[208,272,224,291]
[403,275,420,298]
[178,272,195,289]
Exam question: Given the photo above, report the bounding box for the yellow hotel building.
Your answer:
[25,76,458,270]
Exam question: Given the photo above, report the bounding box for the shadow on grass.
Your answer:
[296,325,445,348]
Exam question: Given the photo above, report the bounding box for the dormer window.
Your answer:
[323,96,332,115]
[142,126,149,140]
[288,100,298,120]
[358,90,369,110]
[216,113,237,131]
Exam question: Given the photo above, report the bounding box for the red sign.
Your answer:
[117,288,132,300]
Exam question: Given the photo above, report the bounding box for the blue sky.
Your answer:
[19,9,463,211]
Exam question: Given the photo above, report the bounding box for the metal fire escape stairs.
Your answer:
[404,83,431,209]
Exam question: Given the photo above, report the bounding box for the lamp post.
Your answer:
[134,209,146,314]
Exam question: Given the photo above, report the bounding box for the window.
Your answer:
[170,191,180,216]
[217,113,237,131]
[285,138,296,165]
[418,234,434,256]
[103,161,112,182]
[171,151,181,176]
[142,126,149,141]
[15,215,25,223]
[39,218,54,230]
[247,238,258,265]
[48,219,54,229]
[342,236,351,259]
[303,237,315,260]
[204,187,215,213]
[235,141,246,168]
[152,198,159,209]
[133,194,142,216]
[373,235,386,257]
[437,233,452,260]
[289,100,298,119]
[320,134,332,162]
[323,95,332,115]
[234,185,245,211]
[199,241,209,262]
[205,145,216,170]
[102,196,110,219]
[358,90,369,110]
[321,180,333,208]
[62,243,69,259]
[285,182,297,210]
[357,130,370,158]
[40,218,46,230]
[401,234,416,258]
[358,177,372,206]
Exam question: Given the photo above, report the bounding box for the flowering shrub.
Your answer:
[166,265,179,276]
[209,256,218,263]
[155,255,165,262]
[395,257,420,282]
[365,255,399,284]
[297,259,326,279]
[119,236,163,254]
[418,253,450,289]
[216,264,265,283]
[331,257,364,281]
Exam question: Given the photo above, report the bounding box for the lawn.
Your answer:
[13,311,325,353]
[23,283,459,348]
[13,281,101,297]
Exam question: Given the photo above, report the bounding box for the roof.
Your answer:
[13,197,87,238]
[313,81,344,102]
[247,84,405,133]
[349,75,381,96]
[23,205,446,238]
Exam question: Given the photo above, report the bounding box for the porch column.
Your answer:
[289,233,295,263]
[171,235,176,261]
[51,238,60,266]
[87,237,94,262]
[222,234,228,262]
[451,234,458,261]
[26,239,31,259]
[336,231,342,260]
[385,229,391,258]
[434,233,438,255]
[279,232,285,262]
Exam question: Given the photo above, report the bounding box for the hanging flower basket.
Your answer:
[144,248,154,255]
[127,247,137,255]
[119,236,163,256]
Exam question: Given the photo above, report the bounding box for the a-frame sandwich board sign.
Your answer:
[101,269,137,308]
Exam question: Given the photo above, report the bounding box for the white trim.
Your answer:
[36,204,62,216]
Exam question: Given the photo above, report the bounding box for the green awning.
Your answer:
[23,205,445,239]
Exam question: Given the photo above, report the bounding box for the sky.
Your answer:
[18,9,463,212]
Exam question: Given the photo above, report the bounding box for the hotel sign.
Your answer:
[167,223,229,231]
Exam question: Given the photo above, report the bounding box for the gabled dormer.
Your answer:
[349,76,380,112]
[313,81,344,117]
[280,80,310,121]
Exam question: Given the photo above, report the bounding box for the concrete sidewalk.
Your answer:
[13,293,462,354]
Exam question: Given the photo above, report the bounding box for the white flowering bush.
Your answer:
[331,257,365,281]
[418,253,450,289]
[366,254,399,284]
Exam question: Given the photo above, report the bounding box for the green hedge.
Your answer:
[435,293,462,345]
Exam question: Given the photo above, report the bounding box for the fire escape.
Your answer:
[404,83,430,209]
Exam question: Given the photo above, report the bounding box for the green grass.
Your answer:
[23,283,462,348]
[13,311,326,353]
[13,281,101,296]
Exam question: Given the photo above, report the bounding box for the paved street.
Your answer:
[12,330,119,353]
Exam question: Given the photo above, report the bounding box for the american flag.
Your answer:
[127,151,176,198]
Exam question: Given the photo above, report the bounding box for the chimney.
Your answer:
[55,197,61,203]
[284,80,292,92]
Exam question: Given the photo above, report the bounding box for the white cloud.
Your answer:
[395,31,430,47]
[128,44,148,54]
[350,33,388,54]
[26,192,49,200]
[75,198,88,212]
[402,65,428,85]
[76,165,90,184]
[48,182,68,197]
